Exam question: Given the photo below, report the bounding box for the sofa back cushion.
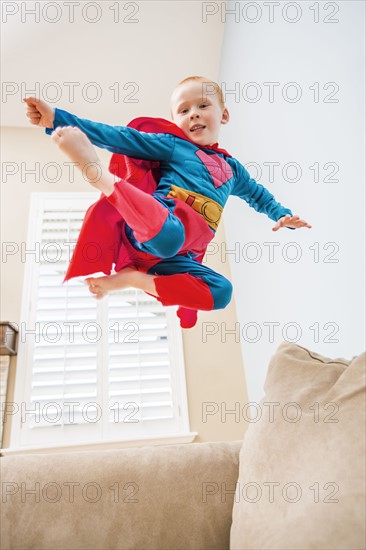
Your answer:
[230,342,366,550]
[1,440,241,550]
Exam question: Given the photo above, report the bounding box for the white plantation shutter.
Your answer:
[12,193,190,449]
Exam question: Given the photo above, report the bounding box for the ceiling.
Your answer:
[1,1,225,127]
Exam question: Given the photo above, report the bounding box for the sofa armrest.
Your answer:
[1,440,242,550]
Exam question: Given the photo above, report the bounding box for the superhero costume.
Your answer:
[46,110,293,328]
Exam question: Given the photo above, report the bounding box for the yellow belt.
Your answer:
[167,185,222,231]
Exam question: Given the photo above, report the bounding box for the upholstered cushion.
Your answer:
[1,440,241,550]
[230,342,366,550]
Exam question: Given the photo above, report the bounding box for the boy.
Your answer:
[24,76,311,328]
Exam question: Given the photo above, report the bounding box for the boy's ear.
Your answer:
[221,108,230,125]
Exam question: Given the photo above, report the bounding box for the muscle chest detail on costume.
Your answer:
[194,149,233,188]
[156,138,236,204]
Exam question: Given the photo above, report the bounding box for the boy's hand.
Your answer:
[272,214,312,231]
[23,97,55,128]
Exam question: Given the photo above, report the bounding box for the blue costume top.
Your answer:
[47,108,293,234]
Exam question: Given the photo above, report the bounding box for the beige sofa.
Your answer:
[1,342,365,550]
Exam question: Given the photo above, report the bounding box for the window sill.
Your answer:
[0,432,198,457]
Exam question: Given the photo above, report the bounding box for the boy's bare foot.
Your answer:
[85,266,158,299]
[85,267,137,299]
[51,126,115,195]
[51,126,100,168]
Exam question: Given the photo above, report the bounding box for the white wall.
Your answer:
[216,0,365,401]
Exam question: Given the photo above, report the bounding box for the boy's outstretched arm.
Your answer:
[23,97,173,161]
[231,161,312,230]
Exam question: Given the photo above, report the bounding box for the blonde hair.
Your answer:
[174,76,225,110]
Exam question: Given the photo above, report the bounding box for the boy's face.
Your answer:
[170,80,229,146]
